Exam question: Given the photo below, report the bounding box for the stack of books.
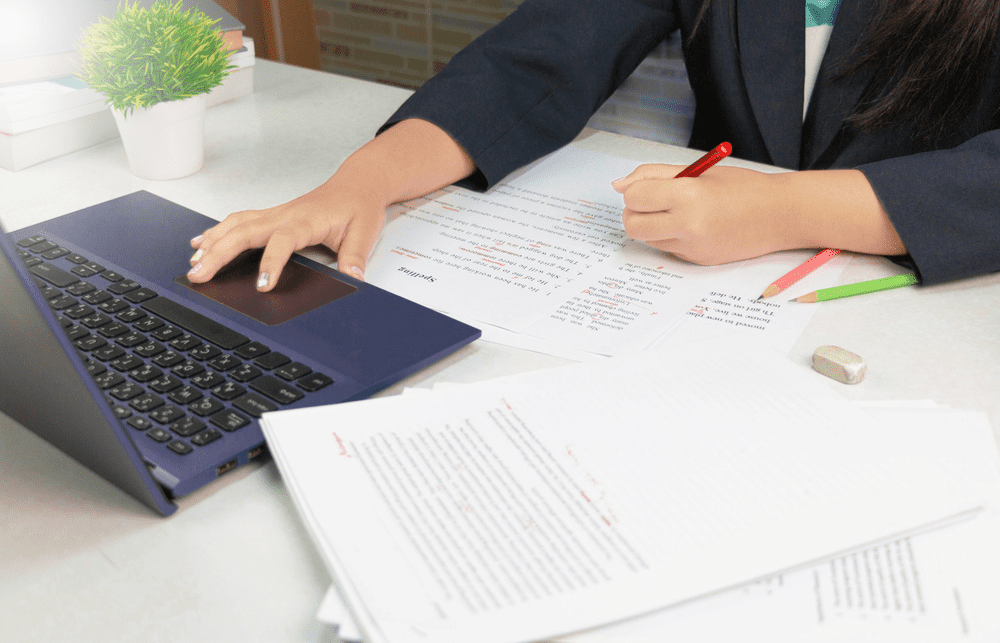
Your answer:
[0,0,252,172]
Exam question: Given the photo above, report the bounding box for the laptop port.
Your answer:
[216,458,238,476]
[248,445,267,460]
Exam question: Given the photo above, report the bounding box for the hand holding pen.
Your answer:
[612,143,800,265]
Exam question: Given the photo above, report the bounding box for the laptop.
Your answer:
[0,191,480,515]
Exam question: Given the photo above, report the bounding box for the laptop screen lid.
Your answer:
[0,221,177,516]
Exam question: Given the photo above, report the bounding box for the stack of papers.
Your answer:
[260,339,998,643]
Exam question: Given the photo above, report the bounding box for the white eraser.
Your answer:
[812,345,867,385]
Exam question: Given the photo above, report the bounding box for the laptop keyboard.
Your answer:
[15,234,333,459]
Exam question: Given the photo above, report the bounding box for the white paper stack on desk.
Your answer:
[259,339,1000,643]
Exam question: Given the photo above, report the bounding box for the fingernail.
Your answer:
[349,266,365,280]
[191,234,203,244]
[612,176,628,184]
[189,263,203,276]
[257,272,270,289]
[190,248,203,263]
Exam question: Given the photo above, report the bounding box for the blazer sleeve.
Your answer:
[857,129,1000,285]
[378,0,676,190]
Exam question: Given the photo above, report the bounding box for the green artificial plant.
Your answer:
[77,0,235,117]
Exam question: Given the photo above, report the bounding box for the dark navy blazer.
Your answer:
[382,0,1000,285]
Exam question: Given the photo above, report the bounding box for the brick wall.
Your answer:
[311,0,694,144]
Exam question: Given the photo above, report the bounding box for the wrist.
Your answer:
[769,169,906,255]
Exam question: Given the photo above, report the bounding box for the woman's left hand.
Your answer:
[611,163,907,263]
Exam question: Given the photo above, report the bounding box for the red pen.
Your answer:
[674,142,732,178]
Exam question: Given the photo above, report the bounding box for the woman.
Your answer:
[187,0,1000,291]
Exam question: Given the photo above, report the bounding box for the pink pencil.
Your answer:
[758,248,842,299]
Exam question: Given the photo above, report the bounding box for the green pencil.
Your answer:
[790,273,919,303]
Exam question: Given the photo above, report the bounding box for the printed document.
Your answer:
[317,408,1000,643]
[364,147,847,357]
[261,340,981,643]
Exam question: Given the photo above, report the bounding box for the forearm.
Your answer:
[772,169,907,256]
[332,118,476,207]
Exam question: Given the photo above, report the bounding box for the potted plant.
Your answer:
[77,0,235,180]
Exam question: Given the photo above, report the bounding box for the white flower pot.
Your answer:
[112,94,206,180]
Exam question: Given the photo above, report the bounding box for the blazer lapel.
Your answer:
[800,0,879,168]
[737,0,804,169]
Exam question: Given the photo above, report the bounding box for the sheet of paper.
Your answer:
[316,405,1000,643]
[365,147,836,357]
[262,339,981,643]
[555,407,1000,643]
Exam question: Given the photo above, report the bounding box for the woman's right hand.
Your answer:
[187,174,388,290]
[185,118,476,291]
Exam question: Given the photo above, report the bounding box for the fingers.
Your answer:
[187,210,274,284]
[335,209,386,282]
[611,164,687,193]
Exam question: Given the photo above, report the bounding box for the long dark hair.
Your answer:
[692,0,1000,141]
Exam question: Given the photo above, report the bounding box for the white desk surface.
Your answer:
[2,59,999,642]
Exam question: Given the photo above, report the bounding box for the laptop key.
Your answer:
[249,375,304,405]
[275,362,312,381]
[92,345,126,362]
[81,312,113,328]
[127,417,153,431]
[210,381,246,400]
[147,428,172,442]
[28,240,57,254]
[66,281,96,296]
[172,360,205,378]
[129,364,163,382]
[134,340,166,357]
[29,262,79,287]
[75,335,108,352]
[210,409,251,432]
[124,288,157,303]
[98,322,130,338]
[149,374,183,394]
[152,350,185,368]
[233,393,278,418]
[41,247,70,260]
[191,371,226,389]
[110,354,144,372]
[170,334,202,351]
[108,280,140,294]
[130,393,164,413]
[255,352,290,370]
[17,235,47,247]
[170,416,206,437]
[93,372,125,389]
[168,385,203,405]
[142,297,250,350]
[207,353,240,371]
[150,405,185,425]
[71,265,100,278]
[234,342,270,359]
[100,270,125,283]
[189,397,225,417]
[109,381,144,401]
[167,440,193,455]
[191,428,222,446]
[49,295,78,310]
[229,363,261,382]
[297,373,334,392]
[66,326,91,342]
[98,298,130,314]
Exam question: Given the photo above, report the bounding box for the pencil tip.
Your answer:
[787,298,798,303]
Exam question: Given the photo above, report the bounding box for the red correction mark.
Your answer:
[332,432,351,457]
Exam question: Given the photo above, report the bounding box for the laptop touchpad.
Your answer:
[176,250,357,326]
